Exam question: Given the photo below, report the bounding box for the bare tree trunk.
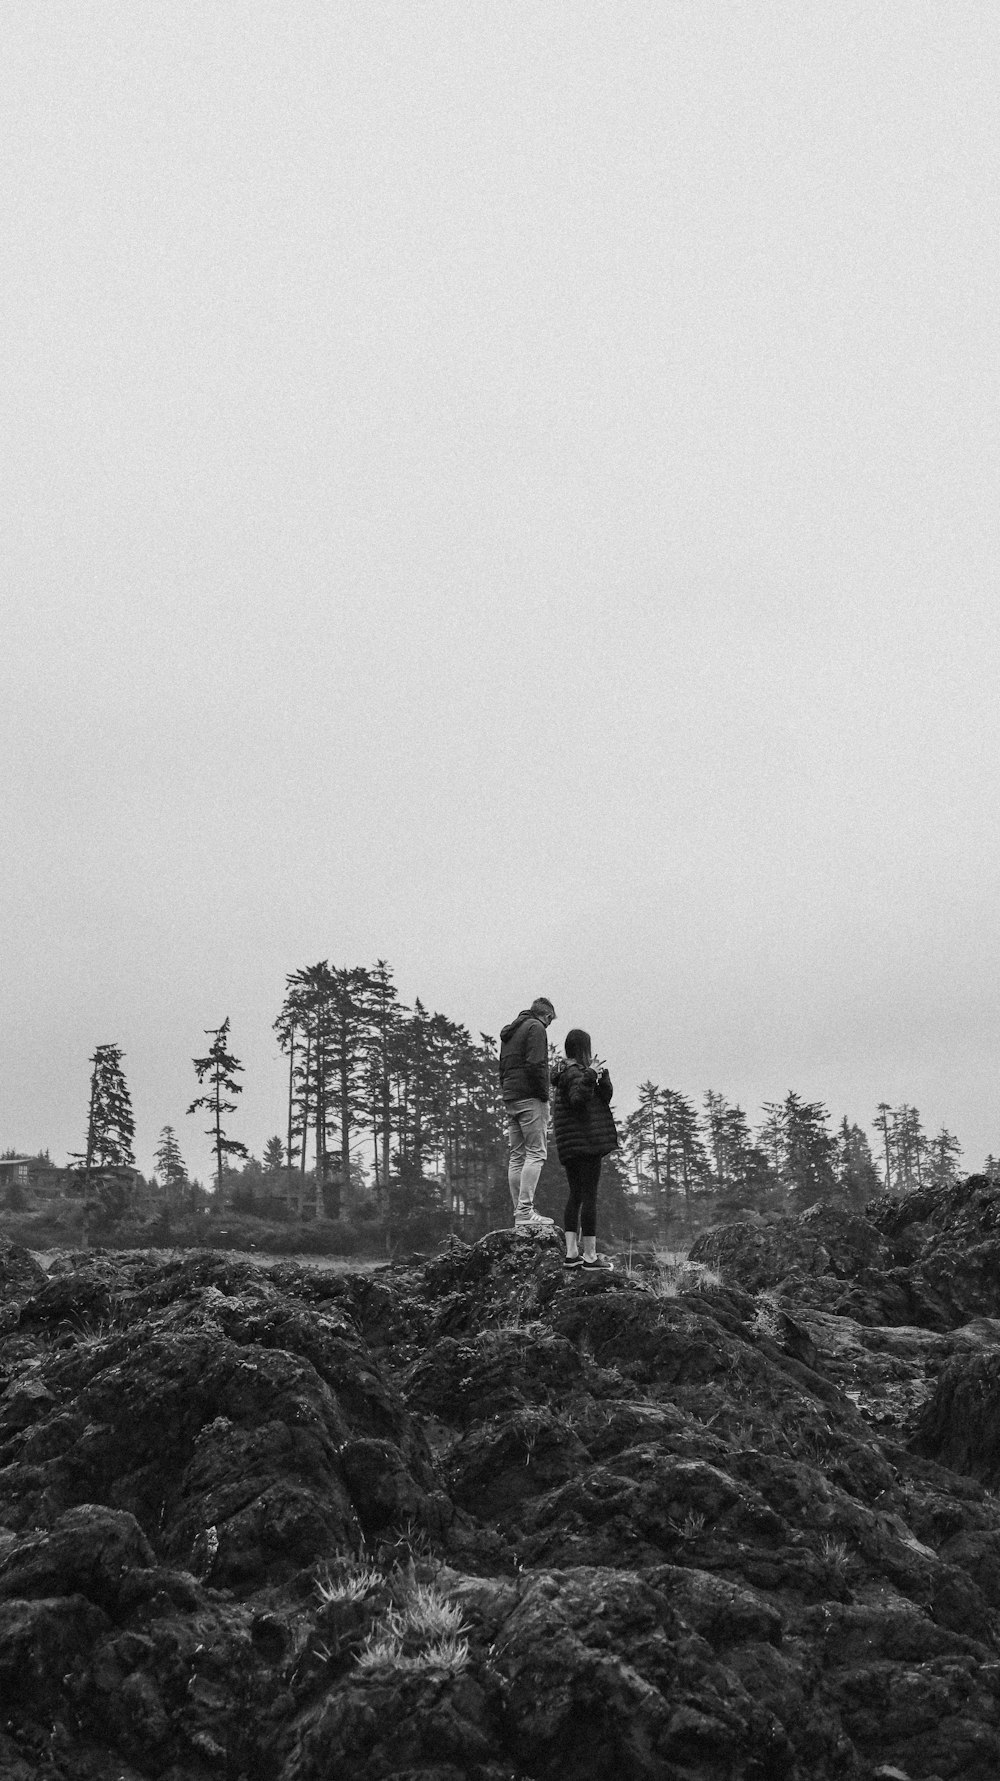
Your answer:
[214,1076,225,1211]
[286,1028,296,1214]
[314,1032,325,1220]
[299,1036,311,1220]
[81,1056,99,1248]
[381,1081,391,1201]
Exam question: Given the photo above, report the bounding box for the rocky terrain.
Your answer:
[3,1179,1000,1778]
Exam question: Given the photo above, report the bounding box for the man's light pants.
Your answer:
[506,1097,548,1220]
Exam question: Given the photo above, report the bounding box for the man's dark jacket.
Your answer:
[498,1010,550,1104]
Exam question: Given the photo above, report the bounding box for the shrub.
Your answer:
[316,1561,381,1604]
[346,1573,470,1676]
[355,1631,470,1676]
[397,1581,466,1640]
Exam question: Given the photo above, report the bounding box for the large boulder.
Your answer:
[690,1205,892,1294]
[914,1349,1000,1485]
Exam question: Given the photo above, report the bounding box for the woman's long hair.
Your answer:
[564,1028,593,1069]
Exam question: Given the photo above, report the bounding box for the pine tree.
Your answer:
[635,1082,666,1224]
[703,1090,730,1193]
[154,1125,188,1209]
[263,1136,285,1173]
[761,1092,835,1210]
[272,1004,300,1194]
[80,1043,136,1169]
[326,965,374,1216]
[926,1127,962,1187]
[285,962,339,1218]
[366,959,403,1198]
[187,1018,249,1207]
[469,1031,508,1228]
[671,1092,710,1234]
[759,1103,787,1179]
[72,1043,136,1239]
[873,1104,894,1191]
[834,1118,880,1211]
[893,1104,927,1191]
[704,1093,775,1214]
[618,1107,648,1196]
[782,1092,836,1211]
[394,1000,436,1183]
[723,1104,776,1210]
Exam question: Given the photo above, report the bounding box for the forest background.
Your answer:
[2,957,974,1258]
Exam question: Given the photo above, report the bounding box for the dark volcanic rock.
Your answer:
[0,1241,47,1300]
[690,1204,893,1293]
[3,1203,1000,1777]
[915,1348,1000,1485]
[695,1180,1000,1334]
[0,1503,154,1610]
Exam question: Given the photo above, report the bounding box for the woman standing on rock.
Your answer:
[552,1028,618,1270]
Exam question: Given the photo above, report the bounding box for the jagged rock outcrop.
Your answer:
[0,1191,999,1778]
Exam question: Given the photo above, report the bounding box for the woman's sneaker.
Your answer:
[563,1253,584,1269]
[581,1255,612,1271]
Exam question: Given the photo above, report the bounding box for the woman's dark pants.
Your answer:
[563,1153,603,1238]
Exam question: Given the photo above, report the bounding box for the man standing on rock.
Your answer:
[499,997,557,1235]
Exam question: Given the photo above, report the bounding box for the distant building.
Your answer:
[0,1157,31,1190]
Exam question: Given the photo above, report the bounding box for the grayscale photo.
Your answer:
[2,5,999,1777]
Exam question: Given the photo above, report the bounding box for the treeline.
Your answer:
[269,961,961,1220]
[617,1088,963,1233]
[190,961,968,1242]
[11,958,971,1247]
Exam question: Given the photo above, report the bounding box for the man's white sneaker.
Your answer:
[514,1213,555,1236]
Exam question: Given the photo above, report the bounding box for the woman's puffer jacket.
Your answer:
[551,1059,619,1161]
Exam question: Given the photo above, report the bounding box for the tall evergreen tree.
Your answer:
[394,999,436,1182]
[366,959,403,1198]
[783,1092,836,1210]
[703,1090,730,1193]
[272,1004,300,1191]
[722,1102,775,1209]
[834,1117,880,1211]
[703,1092,775,1213]
[262,1135,285,1173]
[926,1127,962,1187]
[872,1103,929,1195]
[187,1018,249,1207]
[326,965,374,1215]
[760,1093,836,1209]
[873,1103,894,1191]
[467,1031,508,1226]
[892,1104,927,1192]
[634,1082,666,1223]
[72,1043,136,1238]
[671,1092,710,1230]
[79,1043,136,1170]
[154,1124,188,1208]
[281,963,336,1217]
[618,1107,648,1197]
[758,1102,786,1179]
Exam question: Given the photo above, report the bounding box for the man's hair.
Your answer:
[531,996,556,1018]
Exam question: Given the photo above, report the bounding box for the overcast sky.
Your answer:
[3,2,999,1183]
